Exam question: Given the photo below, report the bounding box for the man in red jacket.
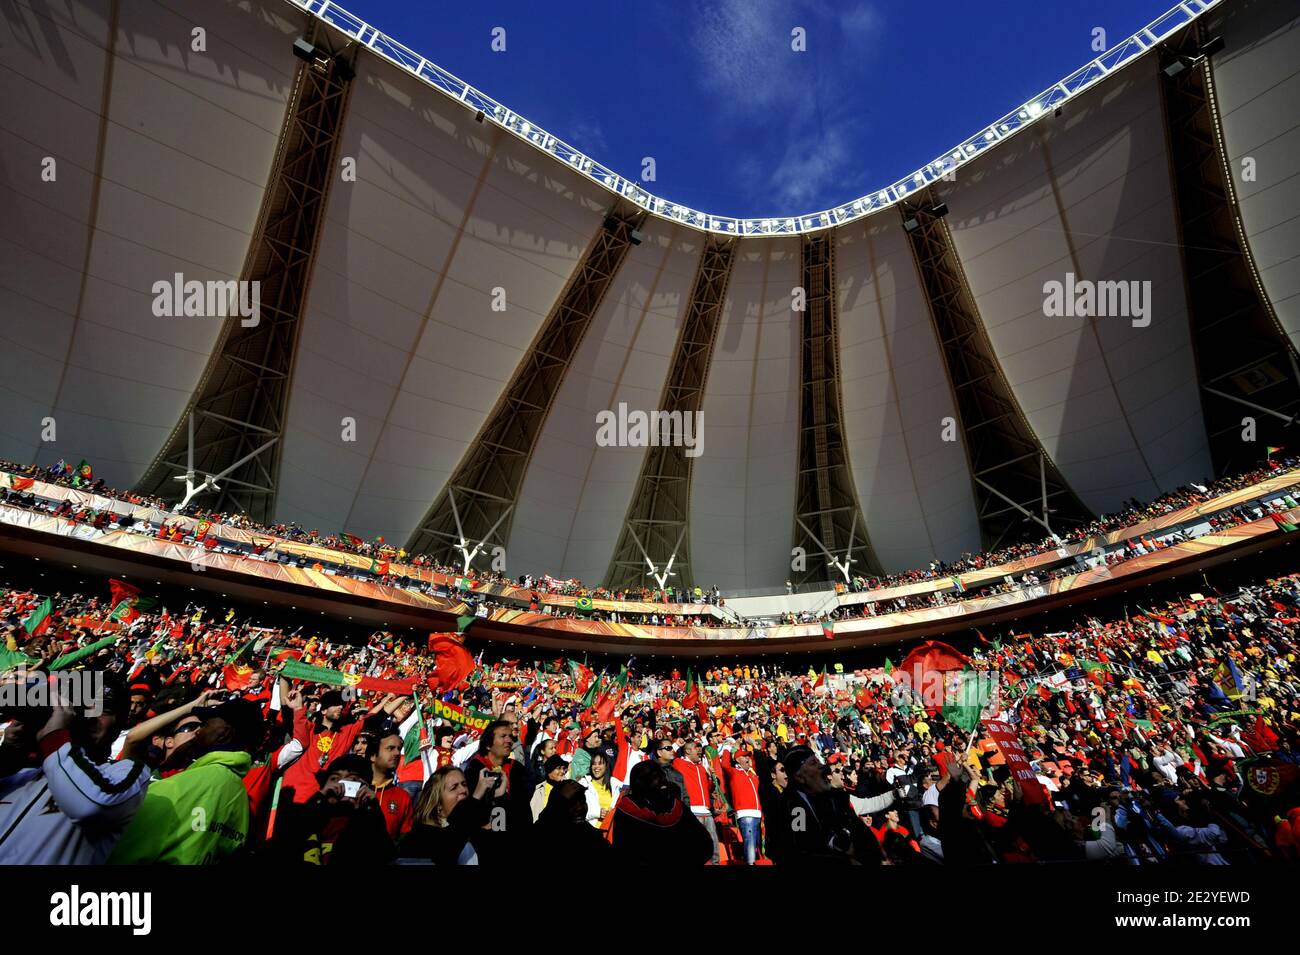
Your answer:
[673,739,718,863]
[721,745,764,864]
[281,690,365,803]
[368,719,414,841]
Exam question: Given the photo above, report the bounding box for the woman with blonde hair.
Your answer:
[398,763,502,864]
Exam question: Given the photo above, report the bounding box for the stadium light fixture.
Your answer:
[292,37,317,62]
[902,215,920,234]
[1163,57,1189,77]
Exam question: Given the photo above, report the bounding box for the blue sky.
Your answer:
[335,0,1180,219]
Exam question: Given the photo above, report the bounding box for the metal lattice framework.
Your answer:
[135,41,354,522]
[1159,20,1300,475]
[899,196,1094,550]
[605,239,737,590]
[791,235,880,585]
[286,0,1223,237]
[407,211,646,569]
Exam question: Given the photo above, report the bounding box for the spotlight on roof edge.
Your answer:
[289,0,1223,236]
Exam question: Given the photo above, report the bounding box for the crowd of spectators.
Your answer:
[2,561,1297,866]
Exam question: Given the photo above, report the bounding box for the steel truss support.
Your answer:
[791,234,880,585]
[900,194,1093,551]
[605,239,737,590]
[407,210,646,566]
[1158,21,1300,475]
[136,33,354,520]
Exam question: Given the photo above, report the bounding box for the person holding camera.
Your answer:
[775,746,883,865]
[268,754,396,865]
[462,719,532,861]
[0,671,151,864]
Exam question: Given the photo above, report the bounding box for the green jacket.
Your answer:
[110,750,252,865]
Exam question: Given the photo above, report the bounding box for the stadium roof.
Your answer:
[3,0,1297,590]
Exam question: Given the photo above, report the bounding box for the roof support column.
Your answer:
[791,234,879,585]
[408,210,646,567]
[135,30,355,521]
[899,194,1093,549]
[1157,21,1300,474]
[606,239,737,589]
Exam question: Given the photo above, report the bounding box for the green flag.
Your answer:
[402,693,427,764]
[940,666,991,733]
[883,657,894,676]
[225,634,257,665]
[50,636,118,671]
[456,615,476,633]
[0,645,37,671]
[580,673,602,709]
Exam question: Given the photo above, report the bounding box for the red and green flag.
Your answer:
[8,475,35,492]
[106,580,155,624]
[71,459,93,487]
[822,619,835,640]
[22,597,53,638]
[279,658,415,695]
[369,558,390,575]
[569,659,595,695]
[681,668,698,710]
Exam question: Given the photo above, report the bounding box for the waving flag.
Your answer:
[426,632,475,693]
[279,658,415,695]
[21,597,53,638]
[107,580,155,625]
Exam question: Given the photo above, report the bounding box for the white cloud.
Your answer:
[690,0,879,117]
[764,123,861,210]
[566,117,608,154]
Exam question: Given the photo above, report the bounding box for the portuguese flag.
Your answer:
[107,580,155,624]
[22,597,53,637]
[342,533,364,548]
[681,668,698,710]
[279,658,416,695]
[222,663,257,690]
[269,647,303,668]
[568,659,595,695]
[71,459,93,487]
[8,475,35,492]
[580,672,603,710]
[369,558,390,575]
[822,619,835,640]
[454,577,480,591]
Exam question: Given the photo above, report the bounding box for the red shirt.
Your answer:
[374,781,414,840]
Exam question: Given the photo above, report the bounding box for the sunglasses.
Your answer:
[173,722,202,735]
